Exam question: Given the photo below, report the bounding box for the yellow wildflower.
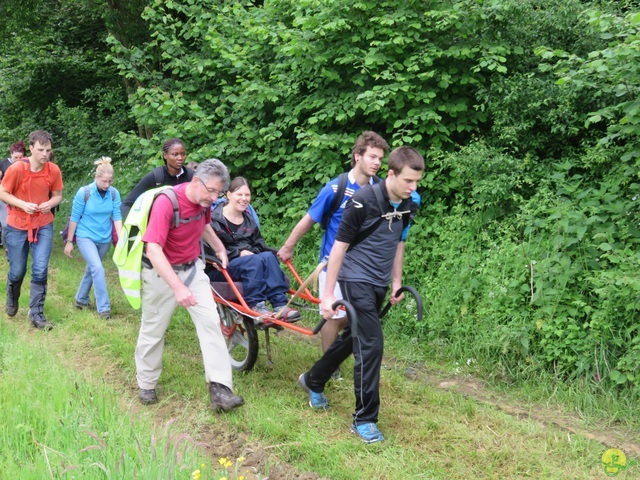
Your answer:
[218,457,228,466]
[239,476,245,480]
[191,470,201,480]
[237,456,246,463]
[224,460,233,468]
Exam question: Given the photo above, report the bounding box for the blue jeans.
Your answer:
[5,223,54,284]
[76,237,111,313]
[207,251,289,307]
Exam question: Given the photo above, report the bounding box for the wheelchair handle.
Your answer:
[312,299,358,335]
[379,286,423,321]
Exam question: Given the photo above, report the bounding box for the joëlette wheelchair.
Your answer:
[204,252,423,373]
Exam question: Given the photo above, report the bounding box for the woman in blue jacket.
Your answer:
[64,157,122,319]
[207,177,300,322]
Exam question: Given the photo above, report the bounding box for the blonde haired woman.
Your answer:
[64,157,122,319]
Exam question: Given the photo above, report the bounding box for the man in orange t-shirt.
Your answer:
[0,130,63,330]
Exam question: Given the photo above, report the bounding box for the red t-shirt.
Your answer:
[2,160,64,230]
[142,183,210,265]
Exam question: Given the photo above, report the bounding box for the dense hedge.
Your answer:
[1,0,639,394]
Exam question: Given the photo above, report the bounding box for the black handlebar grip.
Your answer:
[379,286,423,321]
[311,299,359,336]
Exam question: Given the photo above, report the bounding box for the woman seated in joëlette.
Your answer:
[206,176,300,322]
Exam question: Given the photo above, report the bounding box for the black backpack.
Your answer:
[319,173,381,230]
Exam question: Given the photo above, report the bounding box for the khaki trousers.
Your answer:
[135,259,232,390]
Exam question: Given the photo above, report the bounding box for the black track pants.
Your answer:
[306,281,387,425]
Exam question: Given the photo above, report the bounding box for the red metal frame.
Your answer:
[209,259,322,336]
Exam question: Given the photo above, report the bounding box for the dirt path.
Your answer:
[402,363,640,459]
[13,317,640,479]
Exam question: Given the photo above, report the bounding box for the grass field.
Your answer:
[0,230,638,479]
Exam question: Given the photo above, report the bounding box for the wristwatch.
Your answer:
[65,239,73,244]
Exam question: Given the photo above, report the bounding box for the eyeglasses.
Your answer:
[198,176,226,196]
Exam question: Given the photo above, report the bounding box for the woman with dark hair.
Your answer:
[120,138,195,219]
[0,141,26,248]
[0,141,26,179]
[207,177,300,322]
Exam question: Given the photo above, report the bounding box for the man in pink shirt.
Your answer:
[134,158,244,412]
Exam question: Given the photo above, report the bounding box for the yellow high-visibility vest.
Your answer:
[112,186,173,309]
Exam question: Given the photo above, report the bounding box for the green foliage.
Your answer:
[537,8,640,161]
[0,0,133,183]
[521,152,640,387]
[2,0,640,400]
[475,0,606,158]
[108,0,527,215]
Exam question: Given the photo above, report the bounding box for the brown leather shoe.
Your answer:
[209,382,244,412]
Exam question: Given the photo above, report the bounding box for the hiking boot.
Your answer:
[29,313,54,331]
[251,301,272,316]
[6,301,18,317]
[6,279,23,317]
[209,382,244,412]
[351,423,385,444]
[297,372,329,410]
[74,300,92,309]
[331,367,344,381]
[139,388,157,405]
[274,305,301,323]
[98,311,111,320]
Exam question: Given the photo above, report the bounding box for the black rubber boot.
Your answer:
[28,282,53,330]
[5,279,23,317]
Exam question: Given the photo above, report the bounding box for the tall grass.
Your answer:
[0,321,211,479]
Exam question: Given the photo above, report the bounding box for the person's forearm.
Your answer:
[0,187,25,209]
[49,191,63,207]
[203,224,229,267]
[391,242,406,293]
[278,214,316,261]
[203,225,226,257]
[66,221,78,242]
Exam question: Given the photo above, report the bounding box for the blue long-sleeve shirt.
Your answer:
[70,182,122,243]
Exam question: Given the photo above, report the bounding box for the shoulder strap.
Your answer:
[19,160,53,192]
[349,182,414,249]
[350,183,386,248]
[321,172,348,230]
[160,188,206,229]
[84,185,115,202]
[372,182,386,213]
[152,166,164,186]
